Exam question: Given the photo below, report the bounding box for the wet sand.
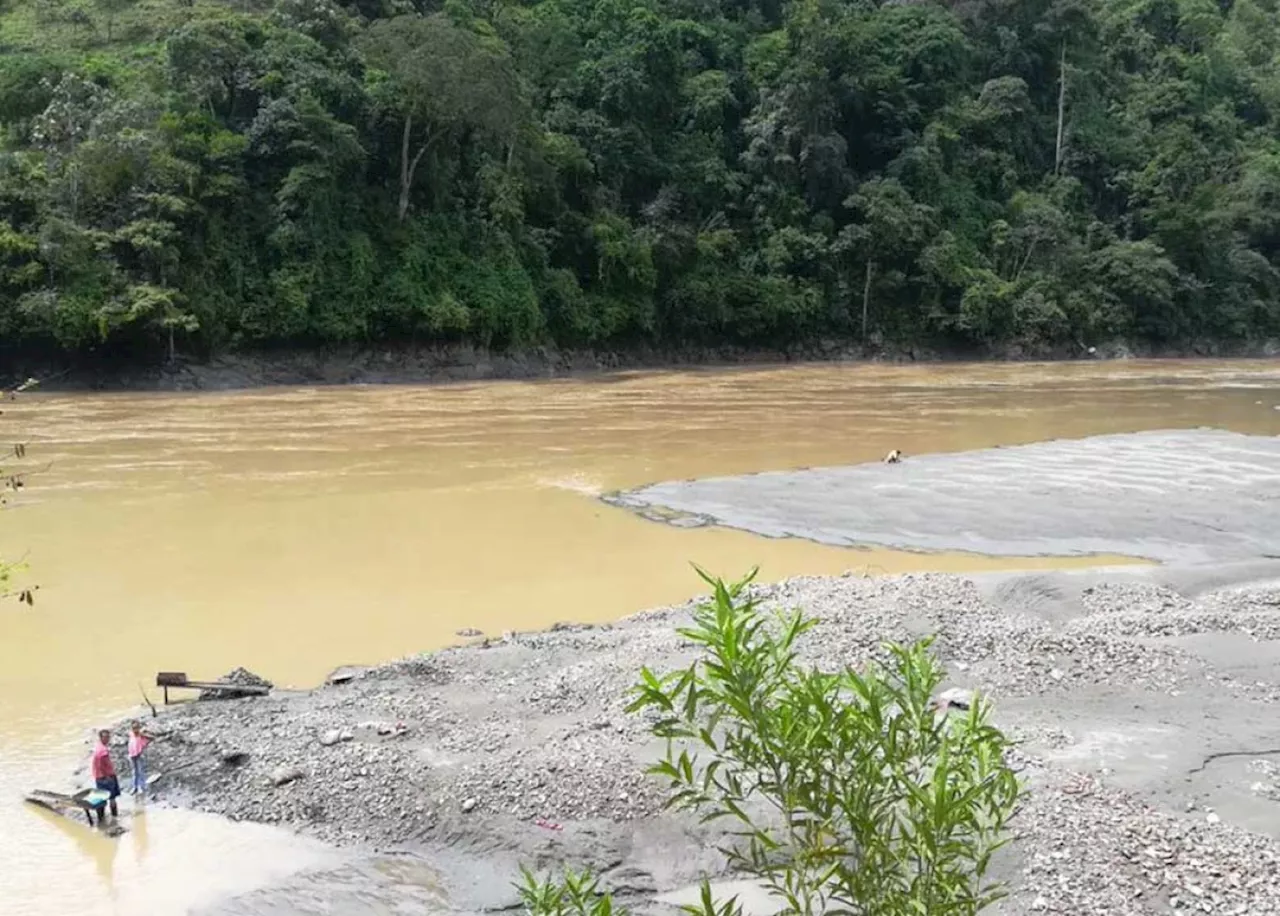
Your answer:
[606,429,1280,563]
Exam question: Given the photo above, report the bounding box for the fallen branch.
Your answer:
[138,683,158,718]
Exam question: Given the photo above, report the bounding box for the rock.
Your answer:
[327,666,366,685]
[319,729,342,747]
[270,766,304,787]
[1206,813,1221,825]
[221,749,249,767]
[199,667,274,700]
[937,687,975,710]
[456,628,484,638]
[461,797,478,813]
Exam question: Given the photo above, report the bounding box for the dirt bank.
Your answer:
[101,563,1280,916]
[13,336,1280,392]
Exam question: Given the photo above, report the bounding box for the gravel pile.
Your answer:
[1008,765,1280,914]
[197,666,276,700]
[1076,582,1280,640]
[120,571,1280,913]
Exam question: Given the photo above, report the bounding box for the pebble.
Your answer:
[269,765,304,787]
[112,574,1280,911]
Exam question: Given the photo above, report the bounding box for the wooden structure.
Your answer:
[25,788,123,833]
[155,671,270,704]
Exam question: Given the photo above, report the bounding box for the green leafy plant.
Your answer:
[521,569,1022,916]
[517,867,622,916]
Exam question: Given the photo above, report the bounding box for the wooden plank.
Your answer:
[27,789,94,812]
[25,792,128,836]
[154,672,269,704]
[184,680,270,694]
[26,789,104,828]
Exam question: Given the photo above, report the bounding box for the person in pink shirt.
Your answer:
[127,720,151,796]
[90,728,120,818]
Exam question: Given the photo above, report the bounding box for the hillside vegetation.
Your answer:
[3,0,1280,364]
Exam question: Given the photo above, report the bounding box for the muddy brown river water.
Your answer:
[0,359,1278,916]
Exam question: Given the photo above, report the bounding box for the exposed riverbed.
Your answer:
[607,428,1280,563]
[1,359,1277,915]
[152,561,1280,916]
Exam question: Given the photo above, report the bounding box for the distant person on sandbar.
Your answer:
[127,720,152,796]
[91,728,121,819]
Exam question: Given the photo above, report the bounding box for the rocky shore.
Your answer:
[120,566,1280,915]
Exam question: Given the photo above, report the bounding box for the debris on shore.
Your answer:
[197,668,274,701]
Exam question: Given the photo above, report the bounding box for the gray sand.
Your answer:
[605,429,1280,562]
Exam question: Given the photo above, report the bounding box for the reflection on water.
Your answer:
[0,358,1277,915]
[13,775,336,916]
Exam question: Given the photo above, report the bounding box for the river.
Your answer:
[0,358,1277,915]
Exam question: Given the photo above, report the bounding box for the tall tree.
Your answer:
[360,14,525,222]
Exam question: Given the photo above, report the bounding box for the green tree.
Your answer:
[4,0,1280,364]
[839,179,937,341]
[94,0,135,42]
[360,14,525,222]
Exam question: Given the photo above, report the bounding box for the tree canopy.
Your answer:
[2,0,1280,363]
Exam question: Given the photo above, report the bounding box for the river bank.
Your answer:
[9,336,1280,392]
[9,365,1279,916]
[100,562,1280,916]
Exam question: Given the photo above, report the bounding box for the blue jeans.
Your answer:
[130,755,146,794]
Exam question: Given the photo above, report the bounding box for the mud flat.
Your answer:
[604,429,1280,563]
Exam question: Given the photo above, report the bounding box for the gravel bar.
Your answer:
[105,562,1280,916]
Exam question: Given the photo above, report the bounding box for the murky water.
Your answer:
[0,359,1277,915]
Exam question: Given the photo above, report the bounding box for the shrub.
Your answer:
[521,569,1023,916]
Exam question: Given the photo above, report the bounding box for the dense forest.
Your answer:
[2,0,1280,364]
